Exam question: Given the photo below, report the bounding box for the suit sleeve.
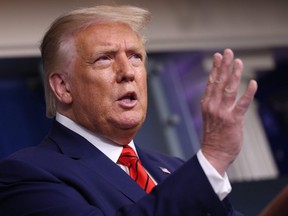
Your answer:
[0,156,241,216]
[120,156,242,216]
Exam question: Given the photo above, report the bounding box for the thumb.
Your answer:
[233,80,258,116]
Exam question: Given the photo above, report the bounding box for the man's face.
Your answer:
[67,23,147,145]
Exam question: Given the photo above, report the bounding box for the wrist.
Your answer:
[201,146,236,176]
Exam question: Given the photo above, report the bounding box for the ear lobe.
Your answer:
[49,73,72,104]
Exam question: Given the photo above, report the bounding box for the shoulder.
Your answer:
[0,137,69,181]
[3,137,59,163]
[0,147,60,185]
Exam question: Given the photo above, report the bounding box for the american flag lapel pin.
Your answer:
[159,166,171,174]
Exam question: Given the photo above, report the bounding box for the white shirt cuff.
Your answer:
[197,150,232,200]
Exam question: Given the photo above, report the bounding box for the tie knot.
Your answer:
[118,145,138,167]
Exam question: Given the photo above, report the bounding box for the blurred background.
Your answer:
[1,0,288,215]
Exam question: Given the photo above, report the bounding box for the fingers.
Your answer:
[204,53,222,100]
[202,48,257,118]
[203,48,239,106]
[233,80,258,116]
[216,48,234,86]
[221,58,243,106]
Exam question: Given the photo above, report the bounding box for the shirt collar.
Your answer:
[55,113,137,163]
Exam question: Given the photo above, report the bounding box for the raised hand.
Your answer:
[201,49,258,176]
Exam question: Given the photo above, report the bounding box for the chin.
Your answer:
[116,115,145,130]
[119,120,142,130]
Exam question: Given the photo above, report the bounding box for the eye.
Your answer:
[96,55,111,62]
[94,55,112,67]
[130,53,142,59]
[129,53,143,66]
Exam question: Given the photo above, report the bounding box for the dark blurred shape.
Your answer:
[0,57,51,159]
[255,47,288,175]
[260,185,288,216]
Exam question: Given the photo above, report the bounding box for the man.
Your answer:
[0,5,257,215]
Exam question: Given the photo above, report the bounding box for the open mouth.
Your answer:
[118,92,137,102]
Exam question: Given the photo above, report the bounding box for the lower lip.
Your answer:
[117,99,137,108]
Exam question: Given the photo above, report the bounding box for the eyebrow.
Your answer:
[95,42,145,53]
[83,42,147,64]
[88,43,146,62]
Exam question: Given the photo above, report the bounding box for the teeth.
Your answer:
[122,98,131,102]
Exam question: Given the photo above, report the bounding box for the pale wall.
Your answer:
[0,0,288,57]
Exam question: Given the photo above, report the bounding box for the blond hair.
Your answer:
[40,5,151,118]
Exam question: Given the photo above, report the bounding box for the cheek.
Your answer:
[139,74,148,100]
[80,73,113,97]
[141,84,148,104]
[71,76,112,114]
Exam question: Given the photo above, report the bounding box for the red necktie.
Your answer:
[117,145,155,193]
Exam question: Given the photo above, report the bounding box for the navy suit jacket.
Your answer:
[0,121,241,215]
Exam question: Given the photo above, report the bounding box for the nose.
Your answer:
[115,55,135,83]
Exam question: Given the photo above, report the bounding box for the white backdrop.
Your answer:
[0,0,288,57]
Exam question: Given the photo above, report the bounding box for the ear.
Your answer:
[49,72,72,104]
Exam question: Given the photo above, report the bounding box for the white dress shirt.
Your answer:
[56,113,231,200]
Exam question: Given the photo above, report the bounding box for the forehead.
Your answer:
[75,22,144,51]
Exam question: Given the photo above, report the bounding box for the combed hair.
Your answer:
[40,5,151,118]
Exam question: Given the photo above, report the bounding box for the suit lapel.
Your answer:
[136,146,173,184]
[79,151,146,202]
[48,121,146,202]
